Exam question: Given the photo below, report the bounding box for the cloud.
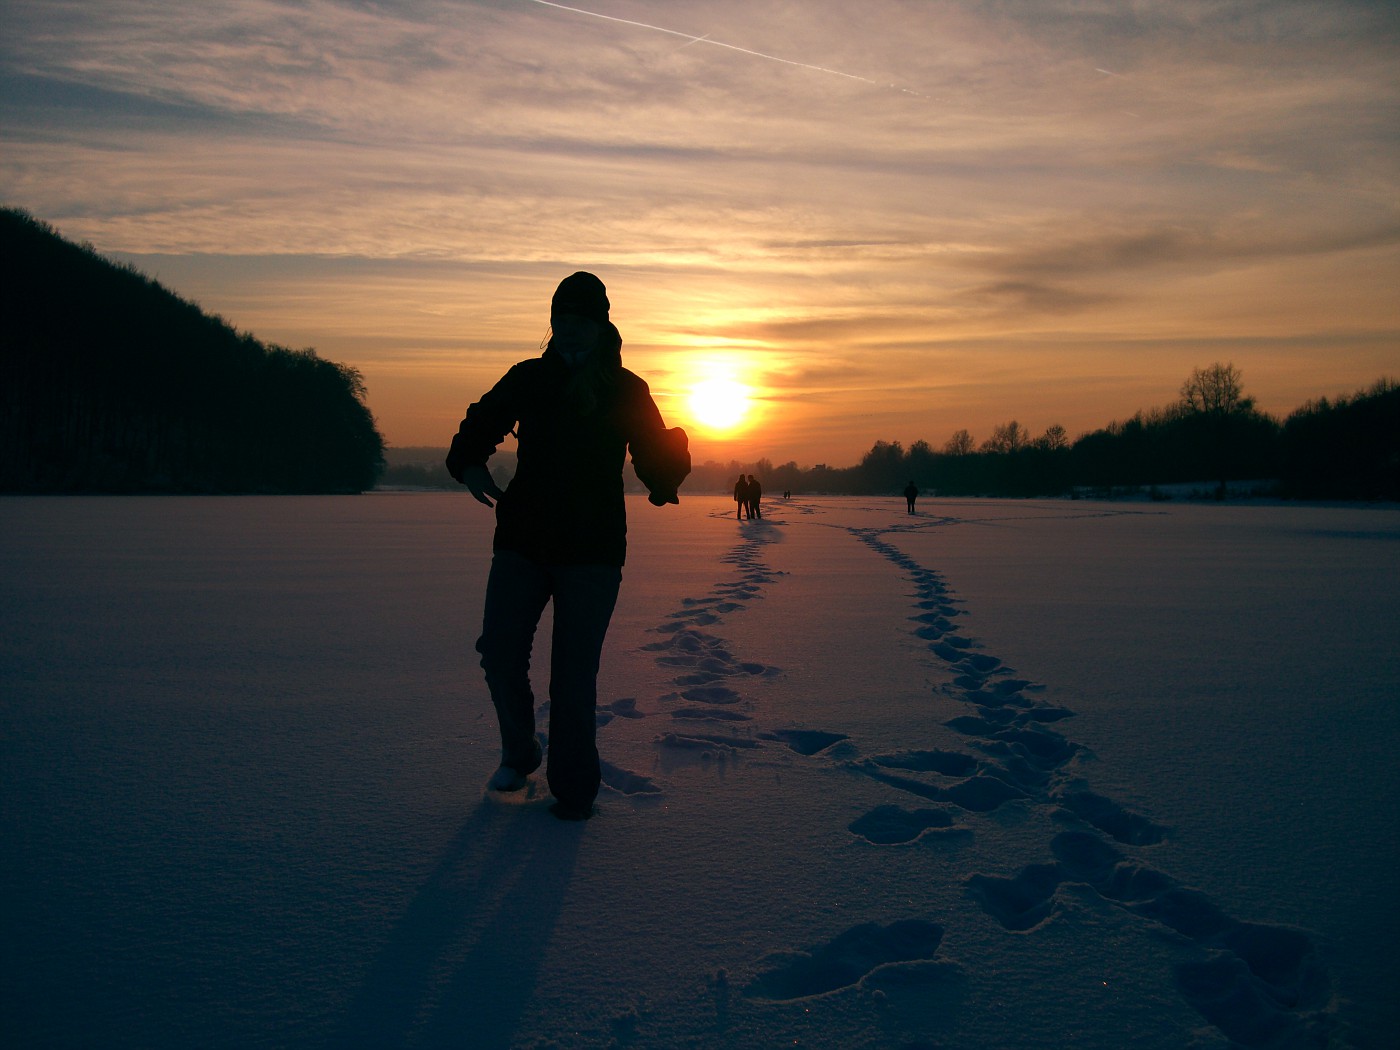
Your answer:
[967,280,1114,316]
[973,221,1400,285]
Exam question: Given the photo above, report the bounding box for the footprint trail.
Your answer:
[607,514,831,794]
[831,515,1342,1047]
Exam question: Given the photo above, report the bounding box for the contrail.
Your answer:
[521,0,894,90]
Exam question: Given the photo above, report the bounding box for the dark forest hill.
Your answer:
[1,208,384,493]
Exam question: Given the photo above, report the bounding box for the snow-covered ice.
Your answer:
[2,494,1397,1049]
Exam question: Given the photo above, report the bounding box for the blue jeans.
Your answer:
[476,550,621,809]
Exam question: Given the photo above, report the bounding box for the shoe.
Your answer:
[549,800,593,821]
[489,737,543,793]
[488,765,529,792]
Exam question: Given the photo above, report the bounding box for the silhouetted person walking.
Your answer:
[747,475,762,519]
[904,481,919,514]
[734,474,749,519]
[446,272,690,820]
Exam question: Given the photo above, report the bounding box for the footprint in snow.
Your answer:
[869,749,977,777]
[857,764,1031,813]
[759,728,850,756]
[848,804,969,845]
[669,707,751,722]
[680,684,742,705]
[599,760,661,796]
[657,731,763,752]
[1054,788,1167,846]
[743,919,945,1001]
[966,863,1060,932]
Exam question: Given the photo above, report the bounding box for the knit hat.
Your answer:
[551,271,610,326]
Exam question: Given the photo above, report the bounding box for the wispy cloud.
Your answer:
[520,0,904,88]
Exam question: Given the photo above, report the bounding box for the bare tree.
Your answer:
[943,429,975,456]
[1178,362,1261,497]
[1180,362,1253,416]
[1037,424,1069,452]
[981,420,1027,454]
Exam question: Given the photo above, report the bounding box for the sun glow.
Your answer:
[687,376,753,434]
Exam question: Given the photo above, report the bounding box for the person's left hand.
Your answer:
[648,489,679,506]
[461,465,505,507]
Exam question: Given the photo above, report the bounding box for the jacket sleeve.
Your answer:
[628,378,690,504]
[445,367,521,483]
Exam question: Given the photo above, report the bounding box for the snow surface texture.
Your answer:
[2,494,1396,1049]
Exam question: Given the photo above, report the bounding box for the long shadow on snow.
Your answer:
[327,798,581,1049]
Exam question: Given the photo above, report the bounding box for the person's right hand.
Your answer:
[461,465,505,507]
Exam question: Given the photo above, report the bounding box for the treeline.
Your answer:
[378,447,517,491]
[1278,380,1400,500]
[688,367,1399,501]
[381,367,1397,501]
[378,447,656,496]
[1,207,384,493]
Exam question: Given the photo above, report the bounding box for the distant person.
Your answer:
[734,474,750,519]
[904,481,919,514]
[747,475,763,519]
[446,272,690,820]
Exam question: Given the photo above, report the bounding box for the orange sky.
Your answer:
[3,1,1397,466]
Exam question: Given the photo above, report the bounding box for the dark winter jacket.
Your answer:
[446,349,689,566]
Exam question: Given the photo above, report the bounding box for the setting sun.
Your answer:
[687,376,753,433]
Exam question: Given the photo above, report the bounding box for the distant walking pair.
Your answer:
[734,474,762,519]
